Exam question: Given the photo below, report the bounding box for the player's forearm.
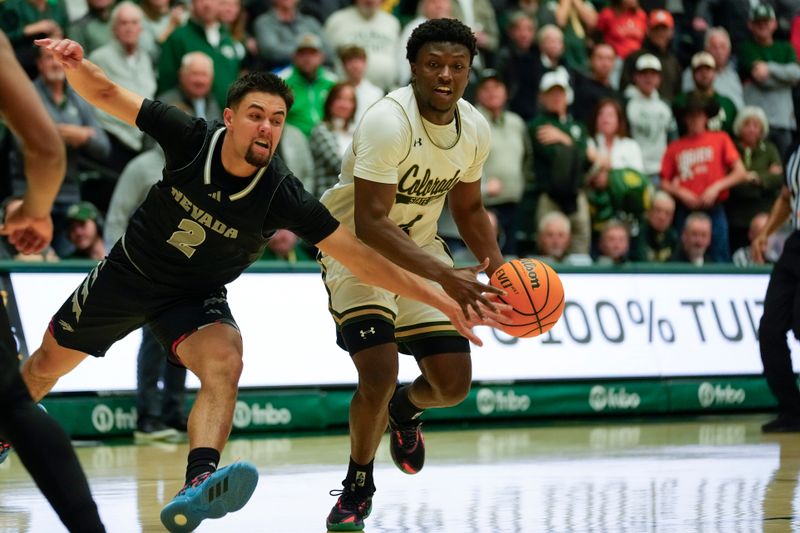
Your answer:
[453,207,504,276]
[355,216,452,283]
[65,58,121,112]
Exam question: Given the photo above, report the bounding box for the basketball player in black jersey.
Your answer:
[0,31,105,532]
[24,37,503,532]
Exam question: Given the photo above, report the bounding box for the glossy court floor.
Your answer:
[0,415,798,532]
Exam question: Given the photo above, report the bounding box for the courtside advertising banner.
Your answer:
[10,271,794,392]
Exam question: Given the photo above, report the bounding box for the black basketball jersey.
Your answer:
[113,99,338,291]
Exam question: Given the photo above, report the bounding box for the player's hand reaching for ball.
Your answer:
[440,294,512,347]
[439,258,506,321]
[34,38,84,69]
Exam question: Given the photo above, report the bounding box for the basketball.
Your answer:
[489,258,565,338]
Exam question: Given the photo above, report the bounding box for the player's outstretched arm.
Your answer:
[317,225,505,346]
[34,38,144,127]
[0,30,63,254]
[353,178,503,319]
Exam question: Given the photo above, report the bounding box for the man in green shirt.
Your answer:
[673,51,737,136]
[157,0,242,109]
[0,0,67,77]
[529,67,593,254]
[277,33,337,136]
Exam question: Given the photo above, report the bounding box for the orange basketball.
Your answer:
[489,258,565,338]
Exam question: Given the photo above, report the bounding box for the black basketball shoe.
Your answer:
[326,487,373,531]
[388,414,425,475]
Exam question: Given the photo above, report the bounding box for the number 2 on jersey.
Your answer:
[167,219,207,258]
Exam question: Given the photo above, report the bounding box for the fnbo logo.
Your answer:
[233,400,252,428]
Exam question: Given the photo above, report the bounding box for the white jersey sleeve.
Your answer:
[458,111,491,184]
[352,98,411,184]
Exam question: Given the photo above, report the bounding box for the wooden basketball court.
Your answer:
[0,415,797,532]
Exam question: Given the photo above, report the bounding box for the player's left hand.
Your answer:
[34,38,84,69]
[0,199,53,255]
[443,295,512,346]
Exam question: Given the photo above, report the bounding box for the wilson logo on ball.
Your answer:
[489,258,565,338]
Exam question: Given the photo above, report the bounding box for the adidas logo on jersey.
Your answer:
[208,190,222,201]
[58,319,74,332]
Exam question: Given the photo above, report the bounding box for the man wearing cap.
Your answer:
[253,0,331,72]
[673,51,737,135]
[681,28,744,111]
[157,0,243,109]
[65,201,106,260]
[277,33,338,136]
[740,2,800,159]
[619,9,681,103]
[475,69,532,256]
[624,53,676,184]
[530,67,594,254]
[661,94,747,262]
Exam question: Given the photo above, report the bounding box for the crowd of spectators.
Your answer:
[1,0,798,266]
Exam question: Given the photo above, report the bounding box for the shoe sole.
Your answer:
[160,462,259,532]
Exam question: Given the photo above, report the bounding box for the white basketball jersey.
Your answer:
[320,85,490,246]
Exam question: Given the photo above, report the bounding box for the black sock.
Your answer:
[389,385,423,423]
[186,447,220,484]
[344,457,375,495]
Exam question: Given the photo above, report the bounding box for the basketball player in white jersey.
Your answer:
[319,18,506,531]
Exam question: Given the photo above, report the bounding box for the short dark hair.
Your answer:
[226,71,294,111]
[406,18,477,65]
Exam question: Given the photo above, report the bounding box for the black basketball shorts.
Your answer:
[49,257,237,366]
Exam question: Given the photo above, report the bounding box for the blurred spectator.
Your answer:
[740,3,800,159]
[475,69,532,256]
[218,0,252,68]
[595,219,630,264]
[586,98,647,246]
[397,0,452,86]
[620,9,681,103]
[495,11,540,122]
[449,0,500,69]
[30,45,110,256]
[640,190,679,262]
[338,44,383,124]
[253,0,330,72]
[64,201,106,260]
[728,105,784,251]
[549,0,597,74]
[536,24,574,90]
[68,0,114,56]
[732,211,773,265]
[692,0,760,56]
[673,51,737,135]
[157,51,221,121]
[572,43,621,126]
[278,33,337,136]
[670,211,713,265]
[278,122,314,191]
[139,0,187,64]
[260,229,313,261]
[595,0,647,87]
[530,68,593,254]
[104,146,164,246]
[681,28,744,110]
[661,95,747,262]
[624,54,675,184]
[323,0,400,91]
[158,0,244,109]
[535,210,592,264]
[0,0,67,78]
[298,0,348,24]
[309,82,356,198]
[88,1,157,189]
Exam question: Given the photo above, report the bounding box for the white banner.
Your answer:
[11,271,796,392]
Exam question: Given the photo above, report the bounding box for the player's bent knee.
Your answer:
[434,378,471,406]
[356,377,397,405]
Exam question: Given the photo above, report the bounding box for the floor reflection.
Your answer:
[0,415,795,532]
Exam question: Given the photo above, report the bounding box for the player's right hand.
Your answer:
[0,199,53,255]
[34,38,84,69]
[440,258,505,321]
